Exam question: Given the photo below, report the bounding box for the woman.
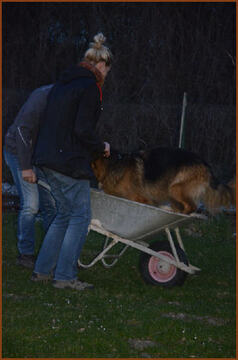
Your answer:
[32,33,112,290]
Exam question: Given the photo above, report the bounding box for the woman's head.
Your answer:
[83,33,113,67]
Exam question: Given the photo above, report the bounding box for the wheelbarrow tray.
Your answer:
[78,189,206,283]
[90,188,205,242]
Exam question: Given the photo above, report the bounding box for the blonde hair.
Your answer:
[83,33,113,66]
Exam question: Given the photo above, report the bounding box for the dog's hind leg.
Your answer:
[169,183,197,214]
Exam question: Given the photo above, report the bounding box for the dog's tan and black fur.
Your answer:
[91,147,236,215]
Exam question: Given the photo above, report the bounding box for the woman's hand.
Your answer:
[22,169,37,183]
[103,142,110,158]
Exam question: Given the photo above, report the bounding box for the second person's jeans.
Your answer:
[4,148,56,255]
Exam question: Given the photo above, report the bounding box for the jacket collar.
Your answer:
[79,61,104,87]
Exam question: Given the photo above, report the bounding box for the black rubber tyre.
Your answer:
[139,240,189,288]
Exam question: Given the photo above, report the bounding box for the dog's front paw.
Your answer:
[159,205,173,212]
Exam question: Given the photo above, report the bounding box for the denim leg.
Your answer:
[34,170,70,275]
[54,180,91,280]
[4,149,39,254]
[34,168,91,280]
[35,167,57,232]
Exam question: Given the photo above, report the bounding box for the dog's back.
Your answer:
[142,147,207,181]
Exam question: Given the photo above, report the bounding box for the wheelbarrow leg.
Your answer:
[174,226,201,272]
[101,236,130,268]
[78,238,119,268]
[174,227,185,251]
[165,227,180,264]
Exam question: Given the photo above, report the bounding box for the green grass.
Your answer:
[2,212,236,358]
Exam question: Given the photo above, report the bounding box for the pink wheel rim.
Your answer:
[148,251,177,283]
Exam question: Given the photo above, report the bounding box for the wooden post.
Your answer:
[179,92,187,148]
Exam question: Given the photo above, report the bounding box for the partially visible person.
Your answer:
[4,85,57,268]
[32,33,112,290]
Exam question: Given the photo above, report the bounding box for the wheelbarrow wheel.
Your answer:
[139,240,188,288]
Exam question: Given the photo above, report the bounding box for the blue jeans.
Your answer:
[34,168,91,281]
[4,149,56,255]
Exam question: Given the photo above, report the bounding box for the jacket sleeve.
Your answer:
[74,83,105,154]
[16,86,53,170]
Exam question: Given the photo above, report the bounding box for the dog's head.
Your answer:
[91,148,140,186]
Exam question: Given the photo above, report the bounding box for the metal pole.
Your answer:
[179,92,187,148]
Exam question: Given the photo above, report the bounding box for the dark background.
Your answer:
[2,2,236,182]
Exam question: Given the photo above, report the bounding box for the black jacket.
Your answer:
[33,66,105,179]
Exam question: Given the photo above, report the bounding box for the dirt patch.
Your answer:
[128,338,157,351]
[162,312,227,326]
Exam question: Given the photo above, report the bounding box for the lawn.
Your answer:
[2,212,236,358]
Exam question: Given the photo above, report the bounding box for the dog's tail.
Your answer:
[203,176,236,214]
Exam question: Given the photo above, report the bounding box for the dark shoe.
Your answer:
[52,279,94,290]
[16,254,35,269]
[31,272,53,282]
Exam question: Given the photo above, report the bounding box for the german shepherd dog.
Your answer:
[91,147,236,215]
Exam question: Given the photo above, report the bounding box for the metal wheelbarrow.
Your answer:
[78,189,207,288]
